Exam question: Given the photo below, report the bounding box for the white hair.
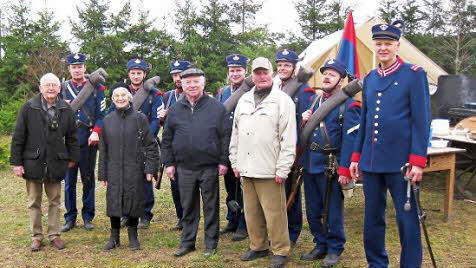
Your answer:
[112,87,133,101]
[40,73,60,86]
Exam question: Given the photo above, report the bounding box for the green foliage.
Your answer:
[0,95,27,134]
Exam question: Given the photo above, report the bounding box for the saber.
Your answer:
[401,163,438,268]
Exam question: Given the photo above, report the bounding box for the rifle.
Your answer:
[155,163,164,190]
[322,152,337,234]
[286,165,304,210]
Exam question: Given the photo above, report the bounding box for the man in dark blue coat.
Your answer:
[275,49,315,247]
[61,53,106,232]
[159,59,192,231]
[300,59,361,267]
[349,21,431,268]
[109,58,163,229]
[161,68,231,257]
[216,53,248,241]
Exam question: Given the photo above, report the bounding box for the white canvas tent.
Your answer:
[299,17,447,92]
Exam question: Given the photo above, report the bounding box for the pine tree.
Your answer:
[295,0,328,41]
[229,0,262,33]
[378,0,399,23]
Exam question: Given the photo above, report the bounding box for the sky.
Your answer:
[2,0,379,47]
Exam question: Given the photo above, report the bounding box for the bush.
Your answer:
[0,137,11,169]
[0,97,27,134]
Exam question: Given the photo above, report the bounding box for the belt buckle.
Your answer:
[310,142,318,151]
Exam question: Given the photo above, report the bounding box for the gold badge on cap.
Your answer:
[233,55,240,61]
[380,24,388,30]
[134,59,141,64]
[174,61,180,67]
[282,49,289,55]
[74,54,80,60]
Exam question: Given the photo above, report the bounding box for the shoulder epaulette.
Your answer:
[411,64,422,72]
[349,101,362,109]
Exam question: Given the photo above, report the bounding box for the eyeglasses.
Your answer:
[42,83,60,88]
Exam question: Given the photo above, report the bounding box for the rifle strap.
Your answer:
[131,86,150,113]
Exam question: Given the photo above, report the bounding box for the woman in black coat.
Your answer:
[98,87,159,250]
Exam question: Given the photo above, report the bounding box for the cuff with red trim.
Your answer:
[351,152,361,162]
[409,154,427,168]
[338,166,351,177]
[92,127,102,135]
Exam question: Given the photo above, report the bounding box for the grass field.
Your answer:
[0,138,475,267]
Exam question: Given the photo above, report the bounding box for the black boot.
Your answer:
[128,227,140,250]
[104,228,120,251]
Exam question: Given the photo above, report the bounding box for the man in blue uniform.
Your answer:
[349,21,431,268]
[110,58,163,229]
[300,59,361,267]
[216,54,248,241]
[61,53,106,232]
[159,60,192,231]
[275,49,315,247]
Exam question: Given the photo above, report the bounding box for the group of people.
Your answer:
[10,20,431,268]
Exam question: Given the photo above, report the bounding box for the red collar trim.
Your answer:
[72,79,87,87]
[377,56,404,77]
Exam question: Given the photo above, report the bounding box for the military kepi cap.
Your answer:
[226,54,248,68]
[127,58,149,71]
[170,60,192,74]
[320,59,348,78]
[275,49,299,64]
[66,53,86,65]
[181,68,205,79]
[372,20,403,41]
[252,57,273,72]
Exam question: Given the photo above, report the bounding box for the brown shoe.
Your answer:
[31,240,42,252]
[50,238,65,250]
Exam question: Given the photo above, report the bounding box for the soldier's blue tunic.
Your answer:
[278,80,315,244]
[300,95,360,256]
[162,88,184,222]
[352,56,431,268]
[62,79,106,224]
[216,84,247,232]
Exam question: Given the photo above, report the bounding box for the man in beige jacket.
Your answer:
[229,57,297,268]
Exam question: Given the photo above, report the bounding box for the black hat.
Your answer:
[181,68,205,78]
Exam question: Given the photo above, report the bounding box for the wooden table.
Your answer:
[433,132,476,201]
[425,147,466,221]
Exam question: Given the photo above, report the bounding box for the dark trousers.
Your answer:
[362,171,422,268]
[171,172,183,221]
[177,166,219,249]
[64,145,96,223]
[285,175,303,244]
[223,167,246,230]
[143,180,154,221]
[110,216,138,229]
[302,171,345,255]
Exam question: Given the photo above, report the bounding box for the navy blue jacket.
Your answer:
[62,79,106,146]
[161,94,231,170]
[352,58,431,172]
[301,96,361,176]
